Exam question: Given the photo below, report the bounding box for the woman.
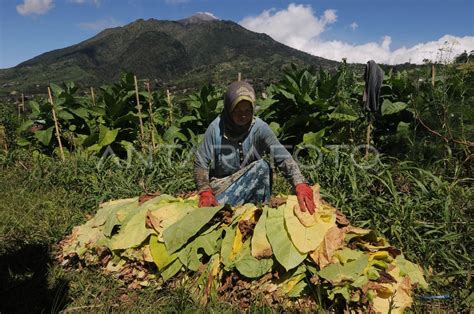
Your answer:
[194,81,316,214]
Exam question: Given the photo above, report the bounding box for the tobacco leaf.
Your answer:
[251,207,273,258]
[266,205,306,271]
[149,234,178,270]
[395,255,428,289]
[234,241,273,278]
[310,226,345,268]
[109,206,152,250]
[178,228,223,271]
[319,254,369,284]
[163,204,223,253]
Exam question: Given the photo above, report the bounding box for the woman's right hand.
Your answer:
[198,190,219,207]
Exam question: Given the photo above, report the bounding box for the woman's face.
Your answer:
[231,100,253,126]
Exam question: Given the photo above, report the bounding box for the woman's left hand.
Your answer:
[295,183,317,214]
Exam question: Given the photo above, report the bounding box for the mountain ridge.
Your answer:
[0,16,340,97]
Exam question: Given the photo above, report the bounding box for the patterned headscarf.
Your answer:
[221,81,256,140]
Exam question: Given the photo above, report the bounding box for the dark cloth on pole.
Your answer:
[363,60,384,113]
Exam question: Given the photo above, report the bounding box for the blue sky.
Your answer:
[1,0,473,68]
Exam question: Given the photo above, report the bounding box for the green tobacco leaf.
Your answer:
[235,241,273,278]
[149,234,178,270]
[381,99,407,116]
[396,255,428,289]
[34,126,54,146]
[109,206,152,250]
[266,206,306,271]
[102,198,141,237]
[301,129,325,148]
[178,228,222,271]
[221,224,237,268]
[93,197,138,228]
[161,258,183,281]
[328,103,359,122]
[319,255,369,284]
[333,248,364,264]
[163,205,223,253]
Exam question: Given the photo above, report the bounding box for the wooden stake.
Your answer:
[145,81,156,149]
[90,87,96,106]
[134,75,145,139]
[431,64,435,87]
[166,89,173,125]
[48,87,65,162]
[238,72,241,81]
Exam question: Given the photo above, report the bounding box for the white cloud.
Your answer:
[240,4,337,51]
[350,22,358,30]
[16,0,54,16]
[69,0,101,6]
[240,4,474,64]
[78,17,122,31]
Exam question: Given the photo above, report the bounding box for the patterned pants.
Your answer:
[211,160,272,206]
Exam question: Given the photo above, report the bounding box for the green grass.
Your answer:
[0,149,472,312]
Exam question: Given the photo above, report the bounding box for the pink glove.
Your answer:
[295,183,316,214]
[198,190,219,207]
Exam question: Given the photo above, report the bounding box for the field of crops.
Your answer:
[0,61,472,312]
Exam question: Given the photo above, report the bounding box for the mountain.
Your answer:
[0,14,340,97]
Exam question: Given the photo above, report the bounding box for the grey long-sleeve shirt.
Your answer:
[194,116,306,192]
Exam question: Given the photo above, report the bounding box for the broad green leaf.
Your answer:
[251,207,272,258]
[333,248,364,264]
[319,255,369,284]
[102,198,141,236]
[57,110,74,120]
[50,83,63,96]
[235,241,273,278]
[178,228,222,271]
[34,126,54,146]
[163,205,223,253]
[145,201,194,241]
[161,258,183,281]
[301,129,325,148]
[266,206,306,271]
[221,224,237,268]
[328,103,359,122]
[381,99,407,116]
[98,125,119,146]
[93,197,138,228]
[395,255,428,289]
[149,234,178,270]
[284,196,336,253]
[268,122,281,137]
[109,206,152,250]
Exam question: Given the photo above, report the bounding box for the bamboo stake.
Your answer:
[90,87,96,106]
[431,64,436,87]
[145,81,156,149]
[166,89,173,125]
[48,87,65,162]
[133,75,145,139]
[238,72,241,81]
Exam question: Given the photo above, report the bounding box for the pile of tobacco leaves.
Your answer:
[57,186,427,312]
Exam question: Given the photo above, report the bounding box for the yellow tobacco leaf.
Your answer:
[230,226,244,260]
[284,196,336,253]
[371,265,413,314]
[310,226,345,268]
[369,251,390,261]
[251,207,273,258]
[293,184,325,226]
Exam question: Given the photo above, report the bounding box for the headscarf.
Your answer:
[221,81,256,140]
